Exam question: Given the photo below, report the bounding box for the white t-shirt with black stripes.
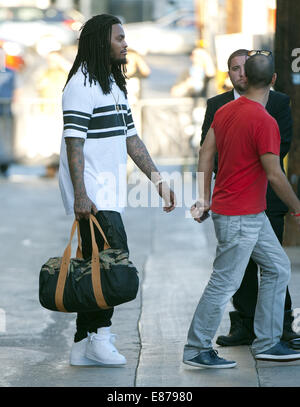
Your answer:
[58,68,137,215]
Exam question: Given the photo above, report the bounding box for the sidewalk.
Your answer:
[0,176,300,387]
[135,203,300,387]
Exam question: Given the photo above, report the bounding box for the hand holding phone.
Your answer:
[199,210,210,222]
[190,200,211,223]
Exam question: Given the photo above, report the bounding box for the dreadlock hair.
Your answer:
[64,14,127,96]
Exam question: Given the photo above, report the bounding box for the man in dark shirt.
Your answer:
[201,49,300,349]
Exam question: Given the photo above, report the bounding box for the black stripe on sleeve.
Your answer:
[63,110,91,118]
[63,115,90,128]
[127,123,135,130]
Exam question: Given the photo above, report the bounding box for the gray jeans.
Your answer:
[183,211,290,359]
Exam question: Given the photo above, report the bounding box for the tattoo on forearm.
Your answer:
[126,135,159,180]
[65,137,86,197]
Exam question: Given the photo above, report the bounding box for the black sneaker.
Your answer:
[255,341,300,362]
[183,349,237,369]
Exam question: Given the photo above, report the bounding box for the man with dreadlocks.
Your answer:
[58,14,176,367]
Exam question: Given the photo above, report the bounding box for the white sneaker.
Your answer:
[85,327,127,366]
[70,337,104,366]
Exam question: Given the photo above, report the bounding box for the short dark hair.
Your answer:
[64,14,127,95]
[227,49,249,70]
[245,54,274,88]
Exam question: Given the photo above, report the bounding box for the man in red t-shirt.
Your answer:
[211,96,280,215]
[183,52,300,369]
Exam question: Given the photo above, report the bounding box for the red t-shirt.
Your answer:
[210,96,280,215]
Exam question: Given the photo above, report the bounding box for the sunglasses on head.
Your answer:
[248,50,272,57]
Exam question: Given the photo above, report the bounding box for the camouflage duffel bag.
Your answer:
[39,215,139,312]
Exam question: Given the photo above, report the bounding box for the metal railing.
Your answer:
[2,96,204,169]
[132,96,206,167]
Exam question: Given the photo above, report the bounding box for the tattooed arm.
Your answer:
[65,137,97,220]
[126,135,160,181]
[126,135,176,212]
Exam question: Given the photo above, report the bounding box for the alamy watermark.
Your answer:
[291,48,300,73]
[291,48,300,85]
[94,167,205,217]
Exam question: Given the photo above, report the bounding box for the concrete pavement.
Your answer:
[0,174,300,388]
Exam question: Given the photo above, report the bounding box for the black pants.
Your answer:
[232,211,292,319]
[74,210,129,343]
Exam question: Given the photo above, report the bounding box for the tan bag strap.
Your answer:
[55,215,111,312]
[89,214,110,250]
[89,215,111,309]
[55,219,77,312]
[75,215,110,256]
